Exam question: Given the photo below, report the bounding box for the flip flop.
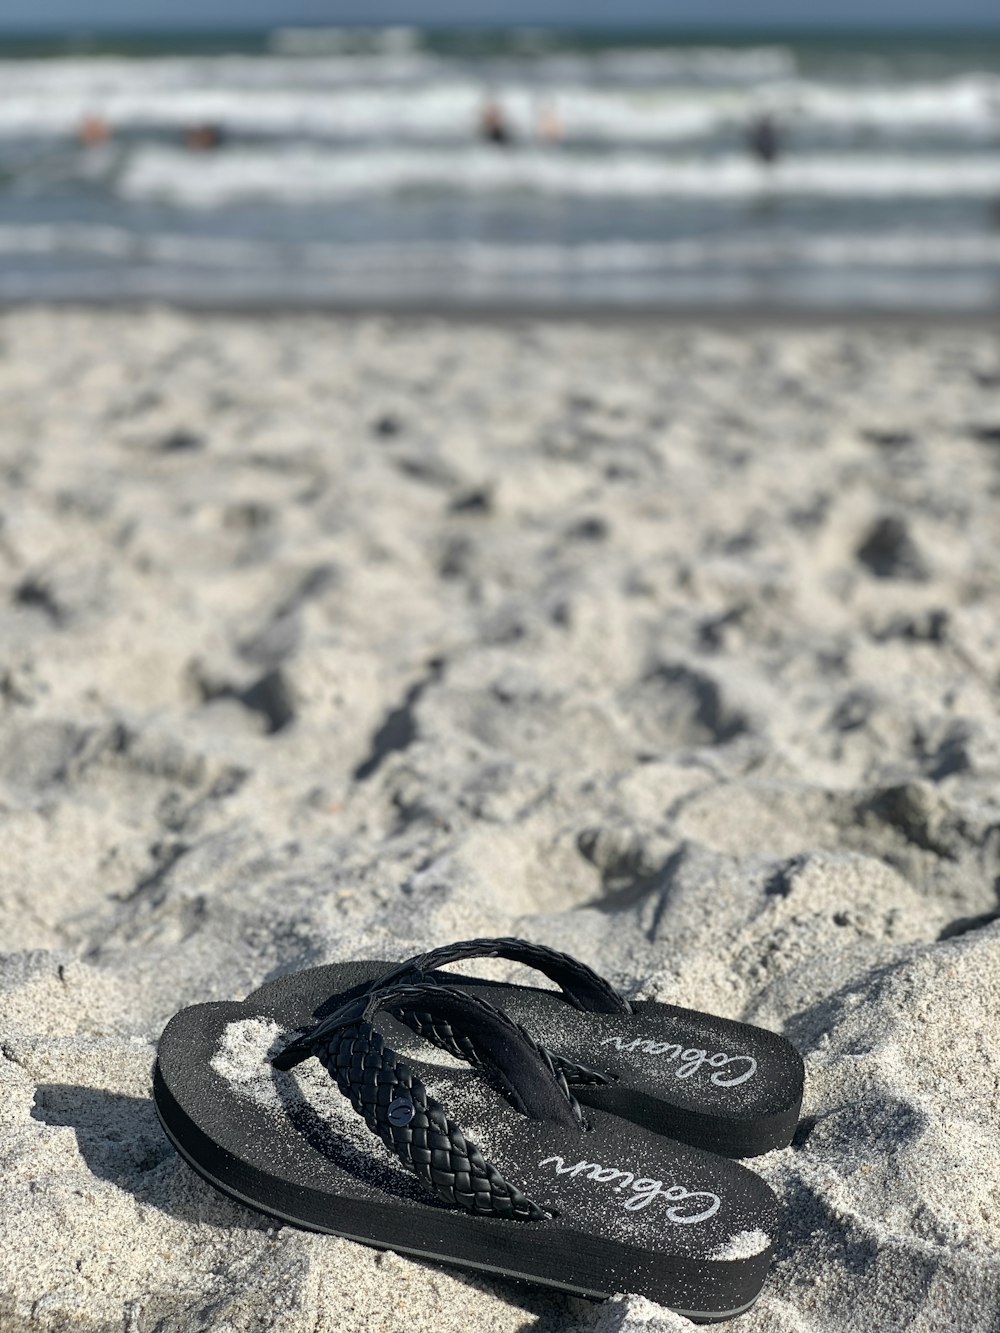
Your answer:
[154,968,780,1322]
[281,939,804,1158]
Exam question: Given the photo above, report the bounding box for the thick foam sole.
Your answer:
[156,1102,763,1323]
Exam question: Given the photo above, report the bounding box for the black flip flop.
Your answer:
[154,967,780,1322]
[288,939,804,1158]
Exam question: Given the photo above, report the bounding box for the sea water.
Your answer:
[1,26,998,310]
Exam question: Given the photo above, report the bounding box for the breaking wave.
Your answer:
[113,145,1000,206]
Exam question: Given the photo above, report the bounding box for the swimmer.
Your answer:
[78,115,111,147]
[479,98,512,146]
[747,113,781,166]
[184,123,225,152]
[536,100,563,146]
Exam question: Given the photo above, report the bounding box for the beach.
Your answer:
[1,305,999,1332]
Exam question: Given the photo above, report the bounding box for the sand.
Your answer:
[0,306,998,1333]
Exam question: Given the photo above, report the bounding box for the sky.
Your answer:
[1,0,999,28]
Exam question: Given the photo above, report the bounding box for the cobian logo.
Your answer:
[600,1035,757,1087]
[538,1155,721,1222]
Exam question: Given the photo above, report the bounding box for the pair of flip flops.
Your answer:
[155,938,804,1323]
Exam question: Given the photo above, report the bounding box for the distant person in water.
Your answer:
[78,115,111,148]
[536,100,563,146]
[479,99,512,146]
[747,113,781,166]
[184,123,225,152]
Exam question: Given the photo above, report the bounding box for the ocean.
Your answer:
[2,26,999,311]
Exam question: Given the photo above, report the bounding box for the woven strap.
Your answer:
[398,1005,611,1089]
[376,937,631,1015]
[273,983,586,1221]
[369,937,628,1087]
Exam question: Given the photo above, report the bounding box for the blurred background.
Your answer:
[1,0,999,311]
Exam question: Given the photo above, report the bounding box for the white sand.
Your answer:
[1,307,999,1332]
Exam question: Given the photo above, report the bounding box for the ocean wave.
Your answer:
[0,73,997,145]
[0,54,449,98]
[0,45,798,98]
[3,228,997,310]
[273,30,799,82]
[113,144,1000,205]
[2,222,998,271]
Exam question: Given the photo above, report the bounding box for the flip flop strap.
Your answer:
[376,936,631,1016]
[273,983,585,1221]
[399,1005,611,1088]
[369,936,626,1086]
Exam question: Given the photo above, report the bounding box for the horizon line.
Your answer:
[2,19,1000,35]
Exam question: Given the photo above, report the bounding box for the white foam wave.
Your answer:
[0,54,446,96]
[115,145,1000,205]
[787,75,1000,133]
[0,83,487,141]
[2,222,998,271]
[0,59,998,142]
[0,44,797,98]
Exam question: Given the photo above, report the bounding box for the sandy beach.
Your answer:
[1,306,998,1332]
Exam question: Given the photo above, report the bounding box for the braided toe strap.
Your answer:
[376,937,632,1016]
[370,937,629,1087]
[397,1004,611,1089]
[273,983,588,1222]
